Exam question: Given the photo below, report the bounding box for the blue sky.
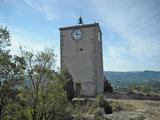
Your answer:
[0,0,160,71]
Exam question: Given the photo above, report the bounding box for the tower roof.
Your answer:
[59,23,102,34]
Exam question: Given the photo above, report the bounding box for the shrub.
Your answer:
[62,69,75,101]
[104,76,113,93]
[94,107,105,118]
[65,78,74,101]
[96,95,113,114]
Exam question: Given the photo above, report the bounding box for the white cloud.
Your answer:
[2,0,159,71]
[23,0,58,21]
[89,0,160,70]
[103,44,132,71]
[10,26,48,51]
[23,0,87,22]
[126,36,160,59]
[9,26,60,67]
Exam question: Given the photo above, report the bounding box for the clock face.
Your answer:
[71,28,83,40]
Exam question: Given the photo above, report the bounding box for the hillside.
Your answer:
[104,71,160,87]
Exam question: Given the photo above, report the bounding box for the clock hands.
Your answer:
[76,31,82,36]
[76,32,79,36]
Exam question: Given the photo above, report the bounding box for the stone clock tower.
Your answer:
[59,21,104,97]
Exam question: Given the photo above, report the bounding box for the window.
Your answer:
[75,83,81,96]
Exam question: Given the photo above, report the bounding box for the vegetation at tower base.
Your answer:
[104,76,113,93]
[61,68,74,101]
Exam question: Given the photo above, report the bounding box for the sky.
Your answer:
[0,0,160,71]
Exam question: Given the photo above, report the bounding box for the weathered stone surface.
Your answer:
[60,23,104,97]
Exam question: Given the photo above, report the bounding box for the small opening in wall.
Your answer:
[75,83,81,96]
[80,48,83,51]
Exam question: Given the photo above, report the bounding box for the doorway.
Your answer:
[75,83,81,96]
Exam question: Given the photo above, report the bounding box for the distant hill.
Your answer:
[104,70,160,87]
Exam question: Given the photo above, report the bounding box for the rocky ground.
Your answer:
[83,110,152,120]
[73,98,160,120]
[105,99,160,120]
[105,111,151,120]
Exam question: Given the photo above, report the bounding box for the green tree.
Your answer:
[0,26,74,120]
[0,26,25,119]
[21,48,72,120]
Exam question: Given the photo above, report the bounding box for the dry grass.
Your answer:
[107,99,160,120]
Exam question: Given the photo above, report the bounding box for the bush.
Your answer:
[104,76,113,93]
[65,78,74,101]
[96,95,112,114]
[94,107,105,118]
[62,69,74,101]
